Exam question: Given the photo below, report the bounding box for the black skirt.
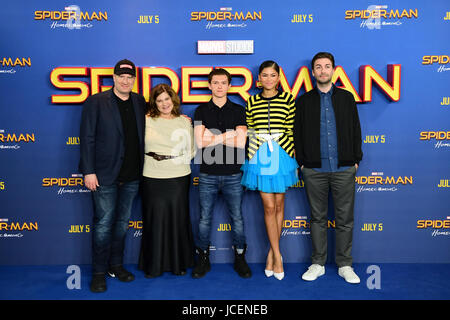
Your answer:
[138,174,194,277]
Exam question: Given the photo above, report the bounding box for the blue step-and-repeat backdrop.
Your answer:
[0,0,449,265]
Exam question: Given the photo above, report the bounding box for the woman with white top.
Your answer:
[138,84,195,278]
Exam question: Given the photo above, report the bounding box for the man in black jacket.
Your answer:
[80,59,146,292]
[294,52,363,284]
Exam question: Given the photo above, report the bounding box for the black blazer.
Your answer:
[294,86,363,168]
[79,89,146,185]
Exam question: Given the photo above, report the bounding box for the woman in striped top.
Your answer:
[241,61,299,280]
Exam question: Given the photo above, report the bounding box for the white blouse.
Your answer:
[143,115,195,179]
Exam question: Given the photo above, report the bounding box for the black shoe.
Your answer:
[107,265,135,282]
[192,248,211,279]
[234,245,252,278]
[173,269,187,276]
[90,273,107,293]
[144,273,161,279]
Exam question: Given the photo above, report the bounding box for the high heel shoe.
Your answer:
[264,269,274,277]
[273,256,284,280]
[265,251,274,277]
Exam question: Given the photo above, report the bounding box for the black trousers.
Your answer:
[302,166,356,267]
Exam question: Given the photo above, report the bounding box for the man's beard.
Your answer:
[316,76,332,85]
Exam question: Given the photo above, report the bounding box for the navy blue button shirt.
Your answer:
[316,85,350,172]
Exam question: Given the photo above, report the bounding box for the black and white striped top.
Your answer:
[246,91,296,159]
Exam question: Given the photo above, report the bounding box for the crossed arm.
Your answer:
[194,125,247,149]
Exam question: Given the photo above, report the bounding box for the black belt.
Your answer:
[146,151,178,161]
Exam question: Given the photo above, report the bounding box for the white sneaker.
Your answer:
[338,266,360,284]
[301,264,325,281]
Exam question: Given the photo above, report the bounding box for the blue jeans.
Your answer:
[197,172,246,250]
[91,180,139,273]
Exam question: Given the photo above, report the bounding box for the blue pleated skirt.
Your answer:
[241,141,299,193]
